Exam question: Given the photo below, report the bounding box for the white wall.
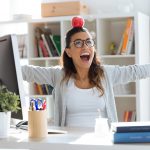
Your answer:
[1,0,150,20]
[9,0,41,19]
[81,0,150,15]
[0,0,10,21]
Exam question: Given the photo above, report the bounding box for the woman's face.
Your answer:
[65,31,95,70]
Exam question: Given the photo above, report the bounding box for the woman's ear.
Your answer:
[65,48,72,58]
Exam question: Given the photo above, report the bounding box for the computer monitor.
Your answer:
[0,34,27,120]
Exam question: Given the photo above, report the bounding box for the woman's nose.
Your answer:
[82,41,88,48]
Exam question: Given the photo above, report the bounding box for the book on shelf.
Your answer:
[126,23,134,54]
[112,131,150,143]
[41,34,53,57]
[49,34,61,56]
[111,121,150,133]
[38,42,44,57]
[39,39,49,57]
[45,33,60,57]
[52,35,61,55]
[34,26,61,57]
[34,27,49,57]
[34,39,39,57]
[43,84,53,95]
[43,27,60,57]
[47,34,59,57]
[48,34,60,57]
[117,18,134,55]
[34,83,43,95]
[41,84,47,95]
[34,27,45,57]
[123,110,136,122]
[117,36,123,54]
[46,84,53,95]
[121,18,133,54]
[34,83,53,95]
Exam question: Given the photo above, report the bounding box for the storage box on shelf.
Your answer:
[27,12,150,122]
[41,1,89,17]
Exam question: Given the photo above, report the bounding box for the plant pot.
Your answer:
[0,111,11,138]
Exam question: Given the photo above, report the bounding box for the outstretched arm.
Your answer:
[21,65,62,86]
[104,64,150,85]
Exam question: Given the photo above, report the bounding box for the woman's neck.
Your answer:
[75,73,88,81]
[74,71,93,89]
[75,67,89,80]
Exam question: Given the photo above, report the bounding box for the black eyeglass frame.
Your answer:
[70,38,95,48]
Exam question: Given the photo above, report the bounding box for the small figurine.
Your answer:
[109,42,117,55]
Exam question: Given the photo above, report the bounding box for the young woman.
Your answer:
[22,16,150,127]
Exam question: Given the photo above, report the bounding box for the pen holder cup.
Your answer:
[28,110,47,138]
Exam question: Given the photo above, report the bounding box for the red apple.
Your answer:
[72,16,84,28]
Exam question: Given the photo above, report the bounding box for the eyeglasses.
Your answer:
[70,39,95,48]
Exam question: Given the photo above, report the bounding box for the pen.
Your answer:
[29,98,46,111]
[29,101,36,111]
[42,100,46,110]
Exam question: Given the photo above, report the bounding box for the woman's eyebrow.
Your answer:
[74,38,91,41]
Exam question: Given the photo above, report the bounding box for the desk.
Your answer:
[0,127,150,150]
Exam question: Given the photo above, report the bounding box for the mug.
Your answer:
[94,117,109,137]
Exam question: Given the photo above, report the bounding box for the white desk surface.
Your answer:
[0,127,150,150]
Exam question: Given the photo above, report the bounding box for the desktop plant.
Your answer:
[0,84,20,112]
[0,81,20,138]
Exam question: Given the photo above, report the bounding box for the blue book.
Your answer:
[111,121,150,133]
[113,132,150,143]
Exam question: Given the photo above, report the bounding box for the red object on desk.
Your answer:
[42,100,46,110]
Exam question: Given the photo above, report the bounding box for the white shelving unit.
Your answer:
[0,21,28,62]
[97,15,137,121]
[96,12,150,121]
[26,12,150,122]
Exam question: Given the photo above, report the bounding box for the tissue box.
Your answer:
[41,1,89,17]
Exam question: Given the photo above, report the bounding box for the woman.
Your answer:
[22,16,150,127]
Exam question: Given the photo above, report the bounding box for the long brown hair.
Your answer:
[61,27,105,96]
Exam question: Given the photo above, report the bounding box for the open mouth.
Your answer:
[80,52,90,61]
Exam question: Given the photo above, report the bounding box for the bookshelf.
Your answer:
[23,12,150,122]
[28,12,150,121]
[96,12,150,121]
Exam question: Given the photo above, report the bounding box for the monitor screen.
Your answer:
[0,34,27,120]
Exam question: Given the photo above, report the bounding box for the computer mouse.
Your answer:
[16,121,28,128]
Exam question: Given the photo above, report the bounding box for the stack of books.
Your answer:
[111,121,150,143]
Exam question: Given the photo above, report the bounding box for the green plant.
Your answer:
[0,85,20,112]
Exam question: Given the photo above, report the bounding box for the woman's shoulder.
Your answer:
[102,65,116,73]
[50,65,64,75]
